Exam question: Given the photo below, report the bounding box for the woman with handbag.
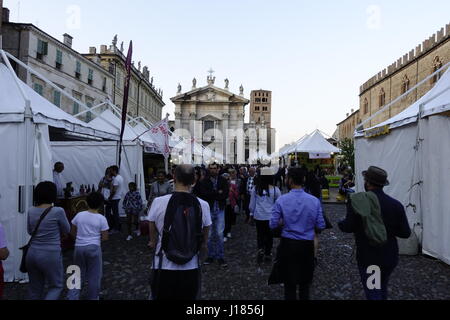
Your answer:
[25,181,70,300]
[249,168,281,264]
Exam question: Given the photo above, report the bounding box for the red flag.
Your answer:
[118,41,133,167]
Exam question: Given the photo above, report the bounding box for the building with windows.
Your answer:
[1,18,114,121]
[83,37,165,124]
[337,22,450,141]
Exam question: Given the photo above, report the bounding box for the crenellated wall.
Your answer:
[360,23,450,95]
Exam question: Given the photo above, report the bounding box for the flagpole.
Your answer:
[118,41,133,167]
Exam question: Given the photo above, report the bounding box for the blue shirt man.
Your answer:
[271,189,325,240]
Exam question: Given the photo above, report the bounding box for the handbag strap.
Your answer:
[27,206,53,246]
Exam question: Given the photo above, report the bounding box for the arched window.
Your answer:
[432,56,443,85]
[379,88,386,108]
[363,98,369,114]
[401,75,410,94]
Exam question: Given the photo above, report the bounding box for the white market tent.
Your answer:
[280,130,340,158]
[354,63,450,264]
[0,53,122,282]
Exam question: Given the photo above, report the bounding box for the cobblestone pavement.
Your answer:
[4,204,450,300]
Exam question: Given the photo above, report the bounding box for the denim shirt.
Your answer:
[270,189,325,241]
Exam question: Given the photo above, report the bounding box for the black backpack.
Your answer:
[160,192,203,265]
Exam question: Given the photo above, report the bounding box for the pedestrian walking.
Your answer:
[338,166,411,300]
[67,192,109,300]
[241,167,257,224]
[223,171,239,242]
[250,167,281,264]
[26,181,70,300]
[270,167,325,300]
[147,170,173,209]
[123,182,144,241]
[196,163,229,268]
[147,165,211,300]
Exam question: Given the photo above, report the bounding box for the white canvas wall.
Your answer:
[354,123,422,255]
[0,123,53,281]
[420,115,450,264]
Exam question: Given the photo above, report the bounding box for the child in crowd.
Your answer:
[123,182,144,241]
[67,192,109,300]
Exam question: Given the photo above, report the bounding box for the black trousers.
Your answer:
[105,199,120,231]
[255,220,273,255]
[243,195,251,221]
[224,205,236,236]
[151,269,200,300]
[279,237,315,300]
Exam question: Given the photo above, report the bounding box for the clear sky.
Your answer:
[3,0,450,149]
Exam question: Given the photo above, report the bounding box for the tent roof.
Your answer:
[356,66,450,137]
[0,63,118,140]
[89,109,142,142]
[295,130,341,154]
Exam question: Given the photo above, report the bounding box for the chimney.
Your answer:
[89,47,96,54]
[2,7,10,23]
[100,45,107,54]
[63,33,73,48]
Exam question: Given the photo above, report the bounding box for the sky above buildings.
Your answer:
[3,0,450,149]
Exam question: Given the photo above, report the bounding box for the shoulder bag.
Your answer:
[19,206,53,273]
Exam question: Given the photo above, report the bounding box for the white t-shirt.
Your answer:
[53,171,64,197]
[72,211,109,247]
[146,194,212,270]
[112,175,124,200]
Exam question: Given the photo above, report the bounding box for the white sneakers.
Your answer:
[134,230,141,237]
[126,235,133,241]
[223,237,228,243]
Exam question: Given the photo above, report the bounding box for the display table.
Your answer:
[56,195,89,250]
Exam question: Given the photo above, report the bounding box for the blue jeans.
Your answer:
[358,264,395,300]
[26,248,64,300]
[67,245,103,300]
[208,209,225,260]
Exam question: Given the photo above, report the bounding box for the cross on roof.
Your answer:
[207,68,215,77]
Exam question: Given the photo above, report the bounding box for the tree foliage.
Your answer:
[339,138,355,172]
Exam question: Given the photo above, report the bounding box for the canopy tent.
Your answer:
[279,130,340,157]
[0,52,120,282]
[295,130,341,156]
[354,64,450,264]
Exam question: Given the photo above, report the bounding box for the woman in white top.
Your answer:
[249,168,281,264]
[67,192,109,300]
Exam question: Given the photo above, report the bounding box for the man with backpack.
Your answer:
[147,165,211,300]
[338,166,411,300]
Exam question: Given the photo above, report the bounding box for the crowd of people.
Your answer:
[0,161,411,302]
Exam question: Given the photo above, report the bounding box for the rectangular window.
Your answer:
[88,69,94,85]
[204,120,214,133]
[263,106,268,111]
[255,106,260,111]
[56,50,63,69]
[75,61,81,79]
[86,102,93,122]
[102,77,107,92]
[73,101,79,114]
[36,40,48,60]
[33,83,43,96]
[53,90,61,107]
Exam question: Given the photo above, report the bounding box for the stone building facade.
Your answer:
[83,37,165,124]
[2,20,114,121]
[337,22,450,140]
[171,76,249,164]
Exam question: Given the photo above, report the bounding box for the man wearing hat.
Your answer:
[338,166,411,300]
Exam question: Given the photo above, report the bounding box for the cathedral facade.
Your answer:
[171,74,249,164]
